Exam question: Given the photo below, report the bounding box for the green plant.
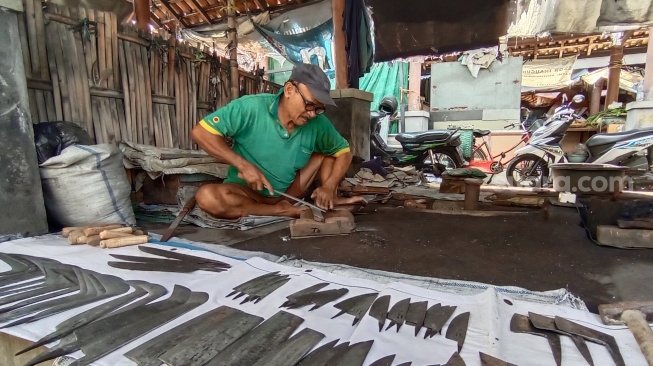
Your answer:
[586,106,627,126]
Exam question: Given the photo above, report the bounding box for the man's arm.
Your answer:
[310,149,352,209]
[191,125,273,194]
[323,150,352,190]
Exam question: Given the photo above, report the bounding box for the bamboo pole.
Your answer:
[227,0,239,100]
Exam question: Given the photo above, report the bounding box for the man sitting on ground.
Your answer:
[191,63,364,219]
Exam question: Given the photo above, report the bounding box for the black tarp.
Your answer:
[364,0,513,62]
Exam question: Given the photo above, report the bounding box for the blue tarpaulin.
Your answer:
[254,20,335,71]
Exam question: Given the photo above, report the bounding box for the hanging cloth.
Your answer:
[343,0,374,88]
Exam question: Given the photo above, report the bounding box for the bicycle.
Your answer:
[466,118,541,184]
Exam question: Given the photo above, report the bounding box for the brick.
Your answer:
[596,225,653,248]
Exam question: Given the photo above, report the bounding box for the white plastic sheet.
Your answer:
[0,235,647,366]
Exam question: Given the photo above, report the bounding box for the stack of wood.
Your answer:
[62,224,149,249]
[597,217,653,249]
[618,217,653,230]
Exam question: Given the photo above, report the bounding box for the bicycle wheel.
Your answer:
[505,154,549,187]
[472,148,487,161]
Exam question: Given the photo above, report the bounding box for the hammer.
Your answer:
[598,301,653,364]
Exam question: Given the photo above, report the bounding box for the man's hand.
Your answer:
[237,163,274,195]
[311,185,336,210]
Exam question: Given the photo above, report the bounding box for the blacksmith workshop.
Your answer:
[3,0,653,365]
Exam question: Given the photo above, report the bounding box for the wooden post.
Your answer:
[134,0,150,32]
[408,62,422,110]
[590,78,605,116]
[227,0,239,100]
[605,31,633,109]
[331,0,348,89]
[644,27,653,100]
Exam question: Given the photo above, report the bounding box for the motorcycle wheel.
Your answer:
[423,151,460,174]
[506,154,549,187]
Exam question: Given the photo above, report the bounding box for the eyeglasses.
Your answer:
[292,83,326,115]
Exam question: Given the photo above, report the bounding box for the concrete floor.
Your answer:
[148,202,653,314]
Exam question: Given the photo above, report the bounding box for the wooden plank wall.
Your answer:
[18,0,281,150]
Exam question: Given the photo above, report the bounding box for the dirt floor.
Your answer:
[226,204,653,313]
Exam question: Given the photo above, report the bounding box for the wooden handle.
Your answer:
[100,230,133,239]
[84,224,124,237]
[62,227,85,237]
[108,227,133,233]
[67,230,85,245]
[100,235,149,249]
[76,235,100,244]
[623,309,653,365]
[87,236,102,246]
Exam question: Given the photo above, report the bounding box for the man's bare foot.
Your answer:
[333,195,368,206]
[275,200,310,217]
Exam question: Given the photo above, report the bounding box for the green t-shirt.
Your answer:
[199,91,350,197]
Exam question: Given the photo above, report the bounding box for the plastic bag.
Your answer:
[33,122,94,164]
[40,144,136,228]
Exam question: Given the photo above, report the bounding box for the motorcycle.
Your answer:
[370,96,466,174]
[505,94,653,187]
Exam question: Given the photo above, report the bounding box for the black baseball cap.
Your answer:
[289,63,337,107]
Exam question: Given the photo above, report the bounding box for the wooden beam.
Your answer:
[159,0,187,27]
[135,0,151,31]
[187,0,212,23]
[150,13,162,27]
[587,36,595,56]
[644,26,653,100]
[253,0,266,10]
[558,41,565,58]
[332,0,347,88]
[606,31,635,109]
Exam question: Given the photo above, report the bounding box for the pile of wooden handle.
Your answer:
[62,224,149,249]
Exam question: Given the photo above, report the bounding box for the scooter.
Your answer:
[505,94,653,187]
[370,96,466,173]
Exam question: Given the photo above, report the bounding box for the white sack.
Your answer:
[39,144,136,227]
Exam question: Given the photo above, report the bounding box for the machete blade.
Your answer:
[554,316,625,366]
[509,313,561,366]
[295,339,341,366]
[445,312,470,352]
[426,305,457,338]
[480,352,517,366]
[281,283,330,308]
[159,309,264,366]
[385,297,410,332]
[124,306,240,366]
[138,245,231,268]
[368,295,391,332]
[331,292,378,325]
[71,291,209,366]
[444,352,466,366]
[405,301,428,336]
[203,310,305,366]
[285,288,349,310]
[327,340,374,366]
[368,354,396,366]
[239,276,290,304]
[528,312,594,366]
[252,328,326,366]
[227,272,282,298]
